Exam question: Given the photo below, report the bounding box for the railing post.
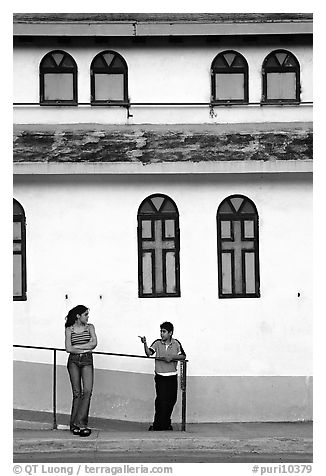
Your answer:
[52,349,57,430]
[180,360,187,431]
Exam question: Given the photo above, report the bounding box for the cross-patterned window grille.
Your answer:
[91,50,128,103]
[211,50,248,103]
[138,194,180,298]
[262,49,300,103]
[13,199,27,301]
[217,195,260,298]
[40,50,77,104]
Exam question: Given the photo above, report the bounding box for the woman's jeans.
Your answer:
[67,352,94,429]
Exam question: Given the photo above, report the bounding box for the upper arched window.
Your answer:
[217,195,260,298]
[39,50,77,105]
[211,50,248,103]
[137,194,180,298]
[262,49,300,103]
[13,199,27,301]
[90,51,128,104]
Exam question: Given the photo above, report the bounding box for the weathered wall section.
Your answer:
[13,124,312,164]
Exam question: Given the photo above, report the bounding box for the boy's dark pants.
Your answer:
[153,374,178,430]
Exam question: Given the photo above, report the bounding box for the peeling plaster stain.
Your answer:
[13,128,313,164]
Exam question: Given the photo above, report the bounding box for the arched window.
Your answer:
[13,199,27,301]
[211,50,248,103]
[262,49,300,103]
[40,50,77,104]
[90,50,128,103]
[137,194,180,298]
[217,195,260,298]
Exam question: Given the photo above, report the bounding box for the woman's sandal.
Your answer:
[79,428,92,437]
[72,427,81,435]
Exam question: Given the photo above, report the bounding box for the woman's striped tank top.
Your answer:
[71,325,91,346]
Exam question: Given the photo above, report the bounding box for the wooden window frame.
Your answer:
[262,49,300,104]
[39,50,78,105]
[13,199,27,301]
[211,50,249,104]
[217,195,260,299]
[137,194,180,298]
[90,50,128,105]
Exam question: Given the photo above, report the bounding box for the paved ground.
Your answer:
[13,412,313,464]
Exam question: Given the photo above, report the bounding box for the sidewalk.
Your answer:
[13,411,313,460]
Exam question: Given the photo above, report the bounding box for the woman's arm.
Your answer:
[65,327,76,353]
[72,324,98,351]
[65,325,98,353]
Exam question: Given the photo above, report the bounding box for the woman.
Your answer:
[65,305,97,437]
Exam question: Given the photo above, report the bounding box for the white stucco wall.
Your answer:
[13,37,313,125]
[13,172,312,378]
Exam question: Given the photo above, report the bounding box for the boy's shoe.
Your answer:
[79,428,92,437]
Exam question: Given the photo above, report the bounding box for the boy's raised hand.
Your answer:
[138,336,147,344]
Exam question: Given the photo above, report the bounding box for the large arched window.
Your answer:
[262,49,300,103]
[40,50,77,104]
[211,50,248,103]
[13,199,27,301]
[217,195,260,298]
[90,50,128,103]
[137,194,180,298]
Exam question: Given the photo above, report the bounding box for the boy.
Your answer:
[139,322,186,431]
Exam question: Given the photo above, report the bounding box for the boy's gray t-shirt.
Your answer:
[149,338,186,375]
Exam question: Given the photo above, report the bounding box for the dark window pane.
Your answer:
[267,72,296,99]
[142,252,153,294]
[13,243,22,252]
[42,56,55,68]
[160,199,177,213]
[221,221,231,239]
[215,73,244,100]
[284,55,297,67]
[142,220,152,239]
[165,252,176,293]
[275,52,288,66]
[93,55,107,69]
[52,52,65,66]
[244,220,254,239]
[223,52,236,67]
[61,55,75,68]
[245,252,256,294]
[221,253,232,294]
[103,53,115,68]
[13,201,24,215]
[219,201,234,214]
[151,196,165,211]
[94,74,124,101]
[214,55,227,68]
[164,220,175,238]
[13,222,21,240]
[139,201,155,214]
[111,56,125,69]
[44,73,74,101]
[230,196,244,212]
[13,254,22,296]
[240,200,255,214]
[232,55,245,67]
[265,55,279,67]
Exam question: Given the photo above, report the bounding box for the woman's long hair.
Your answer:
[65,305,88,328]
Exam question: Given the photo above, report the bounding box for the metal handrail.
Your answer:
[13,344,188,431]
